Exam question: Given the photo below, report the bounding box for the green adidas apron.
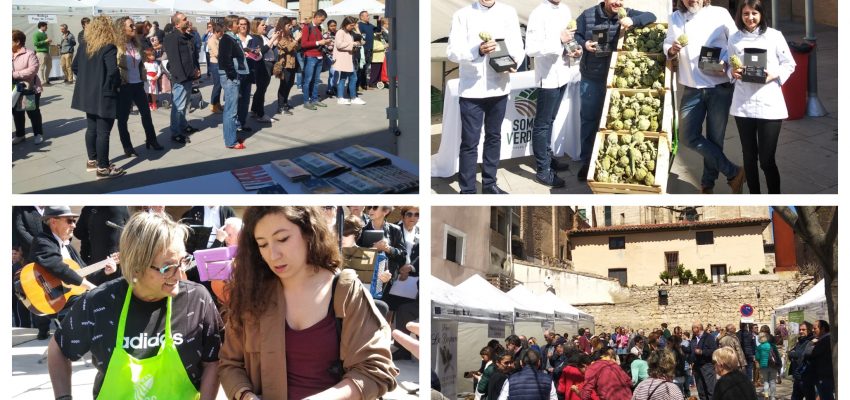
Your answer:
[98,286,199,400]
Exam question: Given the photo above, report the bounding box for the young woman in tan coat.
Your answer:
[332,17,365,105]
[219,207,397,400]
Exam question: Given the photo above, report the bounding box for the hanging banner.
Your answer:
[196,16,211,24]
[131,16,148,23]
[432,320,458,399]
[488,321,506,338]
[27,15,57,24]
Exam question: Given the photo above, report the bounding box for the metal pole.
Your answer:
[804,0,827,116]
[771,0,778,29]
[386,0,401,154]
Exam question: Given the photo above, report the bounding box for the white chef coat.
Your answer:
[526,0,580,88]
[446,1,525,98]
[728,27,796,120]
[663,5,737,88]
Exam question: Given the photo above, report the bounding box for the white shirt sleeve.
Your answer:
[446,10,479,63]
[771,30,796,85]
[497,379,510,400]
[720,11,738,62]
[525,8,562,58]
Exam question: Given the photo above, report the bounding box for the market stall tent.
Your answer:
[506,285,556,339]
[92,0,171,15]
[242,0,297,17]
[539,291,583,337]
[774,280,827,320]
[12,0,95,15]
[323,0,385,16]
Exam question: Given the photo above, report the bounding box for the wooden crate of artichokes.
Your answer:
[587,130,670,194]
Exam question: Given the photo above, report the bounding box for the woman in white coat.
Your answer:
[728,0,795,194]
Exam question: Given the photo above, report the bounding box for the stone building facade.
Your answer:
[576,277,809,333]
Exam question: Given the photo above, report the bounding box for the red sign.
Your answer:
[740,304,754,317]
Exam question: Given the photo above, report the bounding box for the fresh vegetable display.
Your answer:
[613,51,665,90]
[594,132,658,185]
[605,90,663,133]
[479,31,492,42]
[622,24,666,53]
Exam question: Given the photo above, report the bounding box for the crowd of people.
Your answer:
[11,205,418,399]
[12,9,390,178]
[446,0,796,194]
[440,320,833,400]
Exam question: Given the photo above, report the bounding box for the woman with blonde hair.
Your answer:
[219,206,397,400]
[713,347,757,400]
[71,15,125,179]
[48,211,223,399]
[114,16,162,156]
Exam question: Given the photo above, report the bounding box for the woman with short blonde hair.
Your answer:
[713,347,758,400]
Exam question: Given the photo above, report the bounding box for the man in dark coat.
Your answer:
[804,320,833,400]
[690,322,718,400]
[738,321,757,381]
[73,206,129,284]
[500,350,556,398]
[13,206,46,264]
[788,321,815,400]
[29,207,117,339]
[356,10,376,91]
[163,11,200,143]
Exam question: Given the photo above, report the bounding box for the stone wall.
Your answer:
[576,277,808,333]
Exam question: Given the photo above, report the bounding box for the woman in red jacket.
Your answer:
[558,351,593,400]
[580,347,633,400]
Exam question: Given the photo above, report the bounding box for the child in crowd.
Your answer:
[143,48,162,110]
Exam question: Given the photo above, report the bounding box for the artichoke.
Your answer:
[677,34,688,47]
[618,8,628,19]
[606,132,619,144]
[637,118,651,131]
[620,133,633,145]
[730,54,743,70]
[619,156,630,167]
[644,171,655,186]
[635,166,648,181]
[595,169,610,183]
[479,31,492,42]
[623,108,636,120]
[633,132,645,144]
[612,120,624,130]
[567,20,577,30]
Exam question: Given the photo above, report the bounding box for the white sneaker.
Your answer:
[350,98,366,105]
[337,98,351,105]
[34,134,44,144]
[12,136,25,145]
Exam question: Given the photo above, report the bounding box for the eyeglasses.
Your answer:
[63,218,78,224]
[404,212,419,218]
[150,254,193,278]
[369,206,387,211]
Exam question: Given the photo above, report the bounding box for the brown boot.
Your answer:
[728,166,746,194]
[211,103,223,113]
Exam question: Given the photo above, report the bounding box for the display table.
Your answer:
[431,70,581,178]
[114,147,417,194]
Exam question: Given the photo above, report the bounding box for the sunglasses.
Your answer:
[150,254,193,278]
[63,217,78,224]
[404,212,419,218]
[322,206,335,211]
[369,206,387,211]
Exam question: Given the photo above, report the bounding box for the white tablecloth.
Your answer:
[431,71,581,178]
[114,148,417,194]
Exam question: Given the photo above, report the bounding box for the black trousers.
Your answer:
[251,61,273,117]
[85,113,116,168]
[116,82,157,150]
[458,95,508,193]
[369,62,382,86]
[357,49,372,89]
[13,92,43,138]
[735,116,782,194]
[277,67,296,108]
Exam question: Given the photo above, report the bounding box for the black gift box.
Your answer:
[564,39,582,55]
[593,28,611,58]
[488,39,517,73]
[698,46,724,73]
[742,48,767,83]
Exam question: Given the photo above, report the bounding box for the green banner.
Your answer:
[789,310,804,324]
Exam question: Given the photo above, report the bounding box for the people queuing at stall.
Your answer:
[455,319,833,400]
[444,0,797,194]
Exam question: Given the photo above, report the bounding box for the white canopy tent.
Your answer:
[243,0,297,17]
[506,285,556,339]
[539,291,582,337]
[12,0,95,15]
[323,0,385,17]
[92,0,171,15]
[157,0,229,16]
[207,0,254,15]
[774,280,827,320]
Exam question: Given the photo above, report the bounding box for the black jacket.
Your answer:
[788,334,812,380]
[689,332,717,366]
[714,369,757,400]
[73,206,129,271]
[71,42,120,118]
[357,220,406,277]
[181,206,236,227]
[218,33,246,81]
[804,333,833,381]
[13,206,45,261]
[29,231,95,286]
[575,3,656,80]
[738,329,756,361]
[163,29,199,83]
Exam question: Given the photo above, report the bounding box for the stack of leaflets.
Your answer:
[270,159,312,182]
[292,152,350,177]
[230,165,276,191]
[301,177,345,194]
[327,171,394,194]
[334,145,390,169]
[357,165,419,193]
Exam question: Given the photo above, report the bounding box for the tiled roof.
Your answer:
[569,217,771,236]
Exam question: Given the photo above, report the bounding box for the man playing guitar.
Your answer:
[29,206,118,339]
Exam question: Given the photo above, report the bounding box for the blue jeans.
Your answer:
[220,73,240,146]
[302,56,323,103]
[532,84,567,176]
[170,79,192,136]
[578,77,606,164]
[328,66,339,93]
[458,95,508,193]
[679,84,738,189]
[295,52,304,87]
[338,71,357,100]
[238,78,251,127]
[209,62,221,105]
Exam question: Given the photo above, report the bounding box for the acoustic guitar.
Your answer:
[14,255,117,316]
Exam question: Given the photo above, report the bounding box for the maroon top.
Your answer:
[286,312,340,399]
[300,23,325,58]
